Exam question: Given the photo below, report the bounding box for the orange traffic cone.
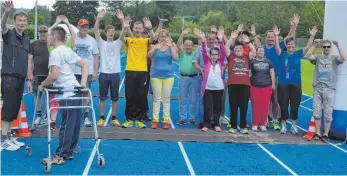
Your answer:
[303,117,316,141]
[13,102,31,138]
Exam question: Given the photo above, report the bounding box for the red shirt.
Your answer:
[227,53,251,86]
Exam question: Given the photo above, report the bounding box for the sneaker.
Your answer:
[227,123,231,128]
[122,120,133,128]
[51,155,65,165]
[240,128,249,134]
[162,119,170,129]
[50,122,57,130]
[252,125,258,131]
[312,133,321,141]
[272,120,281,130]
[260,126,267,132]
[1,140,20,151]
[143,115,152,122]
[151,121,158,129]
[177,120,186,125]
[290,125,299,135]
[63,154,74,160]
[189,120,196,126]
[34,116,42,125]
[135,120,146,128]
[321,135,329,143]
[97,119,105,127]
[201,127,209,132]
[228,128,237,134]
[112,119,121,127]
[9,137,25,147]
[84,118,92,127]
[280,124,287,134]
[220,116,229,125]
[214,126,222,132]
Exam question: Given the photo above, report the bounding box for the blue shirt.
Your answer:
[278,49,304,85]
[151,48,174,78]
[264,41,285,75]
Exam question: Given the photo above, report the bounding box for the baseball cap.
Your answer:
[78,18,89,26]
[38,25,48,32]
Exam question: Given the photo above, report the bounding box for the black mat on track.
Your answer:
[30,127,325,145]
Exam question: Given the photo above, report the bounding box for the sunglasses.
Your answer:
[322,46,331,49]
[207,31,217,34]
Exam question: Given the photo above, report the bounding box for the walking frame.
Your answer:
[25,86,105,173]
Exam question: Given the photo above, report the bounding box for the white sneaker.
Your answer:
[252,125,258,131]
[34,116,42,125]
[84,118,92,127]
[1,140,20,151]
[220,116,229,125]
[10,137,25,147]
[260,126,267,132]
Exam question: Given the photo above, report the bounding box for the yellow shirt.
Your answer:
[126,37,149,71]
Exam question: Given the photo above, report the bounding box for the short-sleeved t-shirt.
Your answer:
[250,58,274,87]
[278,49,304,85]
[30,40,49,76]
[227,53,251,86]
[151,48,174,78]
[179,51,197,75]
[311,54,344,89]
[126,37,149,71]
[98,39,123,74]
[264,41,285,75]
[49,45,81,97]
[73,34,99,75]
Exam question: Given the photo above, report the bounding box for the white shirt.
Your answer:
[73,34,99,75]
[98,39,122,74]
[49,45,81,97]
[206,64,224,90]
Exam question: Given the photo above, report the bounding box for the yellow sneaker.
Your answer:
[112,119,121,127]
[122,120,133,128]
[135,120,146,128]
[97,119,105,127]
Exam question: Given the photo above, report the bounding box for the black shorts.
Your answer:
[98,73,120,101]
[1,75,25,122]
[75,74,92,88]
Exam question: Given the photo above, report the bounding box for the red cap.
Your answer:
[78,18,89,26]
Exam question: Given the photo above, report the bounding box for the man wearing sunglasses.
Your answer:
[304,39,346,143]
[27,25,50,126]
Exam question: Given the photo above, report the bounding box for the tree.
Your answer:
[30,5,51,25]
[297,1,324,38]
[50,1,99,27]
[199,10,232,33]
[28,12,45,26]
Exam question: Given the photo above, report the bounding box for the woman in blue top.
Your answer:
[147,29,178,129]
[273,25,317,134]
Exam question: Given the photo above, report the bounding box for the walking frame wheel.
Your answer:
[98,155,105,168]
[25,146,32,156]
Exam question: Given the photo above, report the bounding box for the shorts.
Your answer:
[49,94,60,113]
[98,73,120,101]
[75,74,92,88]
[1,75,25,122]
[33,75,48,95]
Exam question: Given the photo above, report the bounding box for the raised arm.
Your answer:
[225,30,239,57]
[333,40,347,62]
[287,14,300,38]
[304,39,320,60]
[118,10,130,43]
[1,0,13,34]
[217,26,226,63]
[248,25,261,48]
[273,25,282,56]
[62,16,75,48]
[303,26,318,55]
[154,18,168,40]
[177,28,191,54]
[143,17,155,44]
[94,9,105,42]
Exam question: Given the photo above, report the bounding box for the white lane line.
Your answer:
[300,97,312,104]
[174,73,180,78]
[168,118,196,176]
[82,139,101,176]
[300,105,313,112]
[257,144,298,176]
[104,52,127,126]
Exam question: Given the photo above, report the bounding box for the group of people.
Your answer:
[0,1,345,165]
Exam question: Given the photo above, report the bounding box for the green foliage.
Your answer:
[24,25,35,39]
[199,10,232,32]
[27,12,45,26]
[297,1,324,38]
[29,5,51,25]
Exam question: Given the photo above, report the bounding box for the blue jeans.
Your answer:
[196,75,204,123]
[179,75,199,121]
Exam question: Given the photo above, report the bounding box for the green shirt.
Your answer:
[179,51,197,75]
